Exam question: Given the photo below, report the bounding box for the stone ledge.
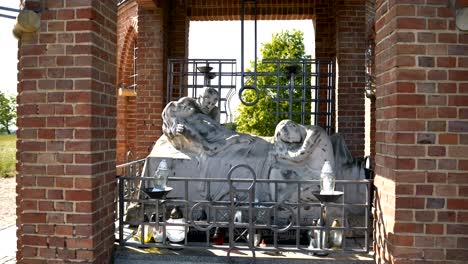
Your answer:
[114,245,374,264]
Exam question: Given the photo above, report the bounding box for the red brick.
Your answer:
[428,19,447,30]
[396,197,425,209]
[428,70,447,80]
[66,213,93,224]
[395,210,414,221]
[416,211,435,222]
[396,184,414,195]
[428,146,445,156]
[414,236,435,247]
[416,185,433,196]
[396,17,426,29]
[439,134,458,144]
[55,225,73,236]
[448,199,468,210]
[57,9,75,19]
[447,249,468,261]
[459,212,468,222]
[439,211,456,222]
[426,224,443,234]
[391,234,414,246]
[437,57,456,68]
[439,159,457,170]
[65,190,94,201]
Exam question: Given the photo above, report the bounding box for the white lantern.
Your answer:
[320,160,335,194]
[153,159,169,191]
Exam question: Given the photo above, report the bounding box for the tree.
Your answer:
[0,92,16,134]
[235,30,311,136]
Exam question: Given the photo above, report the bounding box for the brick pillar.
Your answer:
[16,0,117,263]
[374,1,468,263]
[168,1,188,59]
[135,4,166,159]
[315,0,337,131]
[335,0,367,157]
[167,0,189,99]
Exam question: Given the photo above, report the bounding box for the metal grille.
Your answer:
[167,58,335,133]
[167,59,237,124]
[116,163,372,256]
[244,58,335,133]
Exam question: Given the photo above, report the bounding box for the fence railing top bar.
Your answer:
[117,175,372,184]
[261,58,334,63]
[169,58,237,63]
[116,158,145,169]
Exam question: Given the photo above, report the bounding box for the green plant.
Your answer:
[235,30,311,136]
[0,92,16,134]
[0,134,16,177]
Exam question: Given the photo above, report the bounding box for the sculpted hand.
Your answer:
[175,124,185,135]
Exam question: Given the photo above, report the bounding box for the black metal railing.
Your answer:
[116,162,372,258]
[166,58,335,133]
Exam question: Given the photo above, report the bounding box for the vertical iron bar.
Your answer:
[301,61,305,125]
[134,40,137,94]
[181,59,185,97]
[314,60,320,126]
[296,183,301,248]
[254,0,257,90]
[276,61,280,124]
[141,201,145,245]
[365,180,371,252]
[241,0,245,92]
[329,60,335,133]
[118,176,124,245]
[289,73,293,120]
[166,60,171,103]
[327,61,332,133]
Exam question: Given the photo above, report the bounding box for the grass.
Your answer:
[0,134,16,177]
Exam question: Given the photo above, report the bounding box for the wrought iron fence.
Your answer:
[116,162,372,257]
[166,58,335,133]
[167,59,237,124]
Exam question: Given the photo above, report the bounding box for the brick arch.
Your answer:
[116,22,138,165]
[118,21,138,84]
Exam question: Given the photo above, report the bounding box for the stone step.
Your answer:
[114,246,374,264]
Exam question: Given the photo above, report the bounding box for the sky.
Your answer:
[0,0,20,96]
[189,20,314,119]
[189,20,314,66]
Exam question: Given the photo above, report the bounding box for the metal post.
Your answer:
[118,176,124,245]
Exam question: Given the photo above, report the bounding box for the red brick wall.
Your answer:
[134,4,167,159]
[374,1,468,263]
[117,1,138,164]
[16,0,117,263]
[335,0,367,158]
[189,0,314,21]
[116,0,191,162]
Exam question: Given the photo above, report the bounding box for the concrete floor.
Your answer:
[0,225,16,264]
[114,245,374,264]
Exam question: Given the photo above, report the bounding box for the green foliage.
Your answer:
[0,134,16,177]
[235,30,311,136]
[0,92,16,134]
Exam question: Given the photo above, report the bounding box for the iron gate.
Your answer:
[167,58,335,133]
[116,162,372,258]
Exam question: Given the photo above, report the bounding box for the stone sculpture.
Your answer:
[156,96,334,205]
[132,95,369,230]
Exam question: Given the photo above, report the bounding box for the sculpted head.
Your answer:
[275,120,305,143]
[174,97,197,118]
[199,87,219,114]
